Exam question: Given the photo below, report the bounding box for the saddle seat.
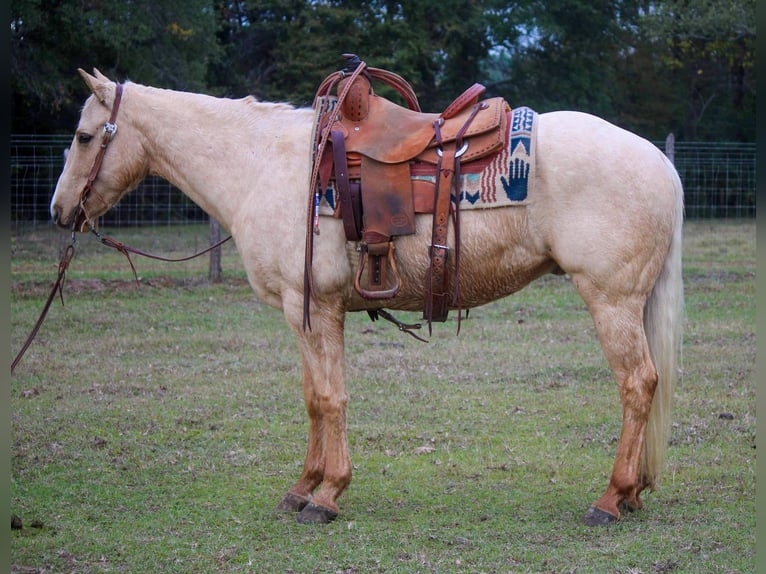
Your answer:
[330,92,507,166]
[308,55,510,329]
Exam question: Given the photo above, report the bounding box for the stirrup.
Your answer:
[354,241,401,300]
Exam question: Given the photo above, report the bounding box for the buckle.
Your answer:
[429,243,450,257]
[435,141,469,158]
[103,122,117,136]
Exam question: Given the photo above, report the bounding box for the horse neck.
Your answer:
[125,84,313,230]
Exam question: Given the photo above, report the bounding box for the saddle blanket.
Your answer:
[316,105,538,216]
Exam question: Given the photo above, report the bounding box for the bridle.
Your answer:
[11,83,126,373]
[72,81,232,267]
[75,81,124,232]
[12,81,230,373]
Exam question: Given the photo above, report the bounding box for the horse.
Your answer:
[50,68,684,526]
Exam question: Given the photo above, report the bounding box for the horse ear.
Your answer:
[93,68,111,82]
[77,68,113,105]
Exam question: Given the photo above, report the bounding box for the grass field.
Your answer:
[11,220,755,573]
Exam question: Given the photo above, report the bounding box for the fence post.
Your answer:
[209,217,222,282]
[665,133,675,164]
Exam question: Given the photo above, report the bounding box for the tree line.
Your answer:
[11,0,755,142]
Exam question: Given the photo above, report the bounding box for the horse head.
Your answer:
[50,68,147,231]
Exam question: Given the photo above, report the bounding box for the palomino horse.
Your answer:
[50,68,683,526]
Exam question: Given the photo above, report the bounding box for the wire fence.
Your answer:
[11,135,207,229]
[10,134,756,232]
[666,139,756,219]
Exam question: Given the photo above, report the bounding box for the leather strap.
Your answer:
[449,102,485,332]
[313,63,421,112]
[367,67,421,111]
[441,83,486,120]
[304,58,368,330]
[424,120,455,329]
[14,84,125,371]
[77,82,124,230]
[331,130,362,240]
[424,103,485,330]
[11,242,75,373]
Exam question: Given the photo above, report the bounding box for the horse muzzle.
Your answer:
[51,204,93,232]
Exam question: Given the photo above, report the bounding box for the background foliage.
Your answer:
[11,0,755,141]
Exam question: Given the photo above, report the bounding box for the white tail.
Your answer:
[641,159,684,487]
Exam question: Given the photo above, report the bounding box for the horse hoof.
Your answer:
[296,502,338,524]
[276,492,311,513]
[619,500,639,513]
[583,506,619,526]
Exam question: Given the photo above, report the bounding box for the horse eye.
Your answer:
[77,133,93,144]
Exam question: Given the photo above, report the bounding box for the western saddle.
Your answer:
[304,54,510,333]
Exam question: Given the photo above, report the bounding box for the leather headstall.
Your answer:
[76,81,124,232]
[12,80,234,373]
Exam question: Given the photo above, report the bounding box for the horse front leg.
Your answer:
[275,355,324,513]
[278,297,351,524]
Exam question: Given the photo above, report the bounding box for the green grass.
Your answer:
[11,220,755,573]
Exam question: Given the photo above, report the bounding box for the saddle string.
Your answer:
[423,102,484,333]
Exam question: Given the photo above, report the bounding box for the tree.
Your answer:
[10,0,755,140]
[486,1,647,117]
[210,0,510,110]
[480,0,755,141]
[11,0,222,133]
[639,0,756,140]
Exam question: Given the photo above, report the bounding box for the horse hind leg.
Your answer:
[579,294,660,526]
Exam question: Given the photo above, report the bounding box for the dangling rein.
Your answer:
[11,81,231,373]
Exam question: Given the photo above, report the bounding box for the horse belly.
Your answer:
[346,208,557,312]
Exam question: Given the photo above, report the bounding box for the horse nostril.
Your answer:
[51,206,62,226]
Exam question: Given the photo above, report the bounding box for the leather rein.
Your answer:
[12,81,231,373]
